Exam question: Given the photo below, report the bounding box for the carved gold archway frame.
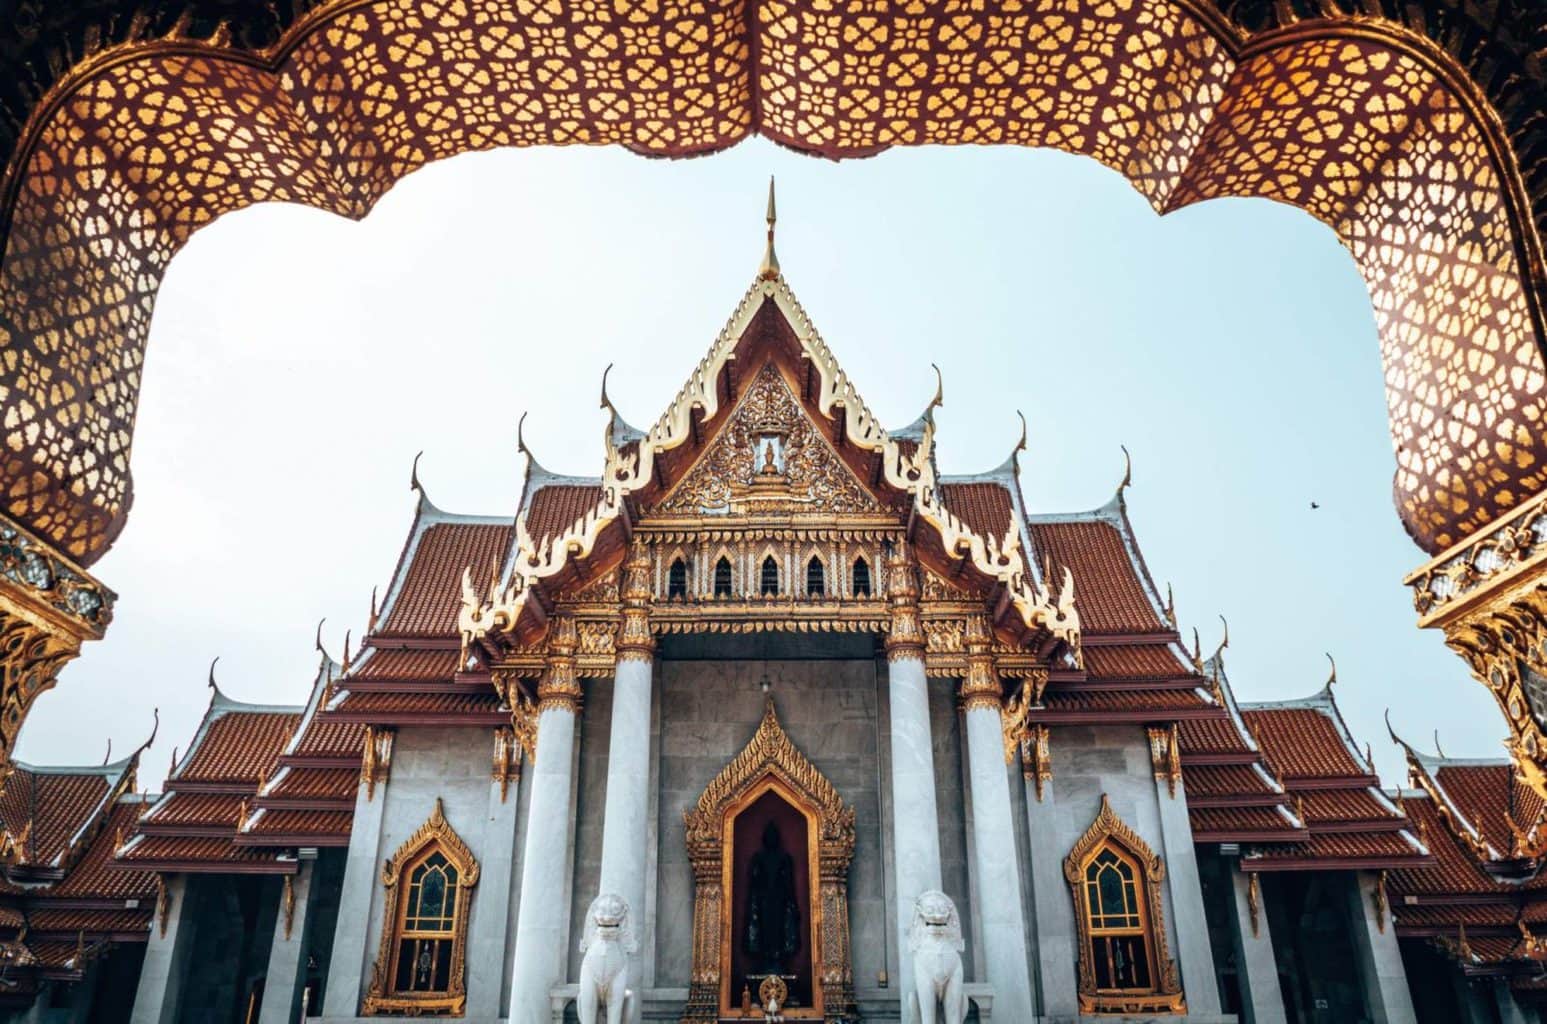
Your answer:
[362,798,481,1017]
[1062,794,1186,1017]
[681,698,857,1024]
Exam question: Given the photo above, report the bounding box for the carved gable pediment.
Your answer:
[650,362,889,517]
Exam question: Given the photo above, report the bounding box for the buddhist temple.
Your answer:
[2,202,1546,1024]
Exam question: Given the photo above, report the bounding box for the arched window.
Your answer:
[806,556,825,596]
[668,558,688,600]
[852,557,872,597]
[1063,795,1183,1015]
[760,556,779,596]
[714,557,733,598]
[1083,845,1151,991]
[364,800,479,1015]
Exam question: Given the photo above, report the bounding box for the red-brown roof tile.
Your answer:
[264,768,357,801]
[1242,707,1369,781]
[1301,789,1401,825]
[1025,518,1164,634]
[1182,764,1279,797]
[380,520,514,637]
[940,482,1014,544]
[1432,762,1546,860]
[26,909,151,936]
[52,805,156,900]
[1082,644,1192,680]
[0,768,113,868]
[115,835,289,870]
[1037,688,1211,714]
[1388,796,1503,896]
[290,715,363,759]
[354,648,462,681]
[1190,806,1299,836]
[1247,829,1424,868]
[525,486,602,552]
[143,793,244,828]
[175,710,301,786]
[241,809,352,843]
[326,690,504,721]
[1178,717,1255,757]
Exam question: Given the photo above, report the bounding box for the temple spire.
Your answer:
[759,177,780,280]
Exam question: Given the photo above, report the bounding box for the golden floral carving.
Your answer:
[1020,723,1052,801]
[1003,670,1049,768]
[617,539,656,661]
[491,726,521,803]
[1063,795,1185,1016]
[681,698,857,1024]
[362,799,479,1017]
[1247,872,1261,939]
[884,543,924,661]
[537,615,582,715]
[959,614,1001,713]
[1147,724,1182,799]
[360,726,395,803]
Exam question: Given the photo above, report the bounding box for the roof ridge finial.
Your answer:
[1213,615,1230,663]
[1118,444,1132,500]
[102,737,111,766]
[759,177,780,281]
[409,450,424,494]
[1434,729,1447,760]
[600,363,616,413]
[1324,652,1338,690]
[207,656,220,692]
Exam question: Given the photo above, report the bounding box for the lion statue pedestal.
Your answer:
[577,893,635,1024]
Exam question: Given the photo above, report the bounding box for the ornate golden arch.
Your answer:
[363,798,480,1017]
[681,698,857,1024]
[1063,794,1185,1017]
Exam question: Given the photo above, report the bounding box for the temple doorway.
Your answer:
[726,785,818,1015]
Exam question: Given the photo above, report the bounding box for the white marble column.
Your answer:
[508,616,583,1024]
[1149,726,1223,1016]
[130,875,197,1024]
[257,857,317,1024]
[596,544,655,1024]
[1347,871,1418,1024]
[1226,863,1287,1024]
[884,546,943,1024]
[324,727,393,1016]
[959,618,1035,1021]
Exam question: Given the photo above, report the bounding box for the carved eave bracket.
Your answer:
[0,511,115,762]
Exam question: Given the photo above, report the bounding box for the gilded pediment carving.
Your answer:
[651,363,888,518]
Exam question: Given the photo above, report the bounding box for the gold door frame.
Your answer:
[681,698,857,1024]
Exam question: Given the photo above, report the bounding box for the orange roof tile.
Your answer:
[242,809,352,842]
[1182,764,1279,797]
[327,690,504,721]
[143,792,243,828]
[26,909,151,936]
[1247,829,1424,868]
[1190,806,1299,836]
[380,519,514,637]
[175,709,301,786]
[1025,517,1164,634]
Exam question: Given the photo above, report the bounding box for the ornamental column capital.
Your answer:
[617,539,655,662]
[960,612,1001,712]
[884,541,924,661]
[537,613,582,713]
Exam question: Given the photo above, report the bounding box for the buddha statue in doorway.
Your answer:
[743,821,800,972]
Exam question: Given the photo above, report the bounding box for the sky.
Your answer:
[18,138,1496,790]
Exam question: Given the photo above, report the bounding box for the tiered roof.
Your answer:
[1386,739,1547,984]
[115,685,300,875]
[0,749,158,1002]
[322,489,512,727]
[238,655,360,848]
[1239,687,1429,872]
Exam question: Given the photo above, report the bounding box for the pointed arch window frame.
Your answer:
[1062,794,1185,1016]
[363,799,480,1016]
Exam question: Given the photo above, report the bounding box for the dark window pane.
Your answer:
[714,558,733,597]
[852,558,871,596]
[806,557,824,595]
[761,557,779,596]
[668,559,688,599]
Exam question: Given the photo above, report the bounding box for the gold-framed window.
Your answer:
[363,799,479,1016]
[1063,794,1185,1015]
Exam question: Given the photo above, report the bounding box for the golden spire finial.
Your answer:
[759,177,780,280]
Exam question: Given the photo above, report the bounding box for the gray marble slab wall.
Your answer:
[565,677,612,981]
[653,657,888,993]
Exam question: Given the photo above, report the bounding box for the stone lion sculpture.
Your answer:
[907,889,966,1024]
[577,893,635,1024]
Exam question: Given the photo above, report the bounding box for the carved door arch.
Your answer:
[681,698,858,1024]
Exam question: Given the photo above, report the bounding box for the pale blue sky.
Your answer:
[22,139,1490,788]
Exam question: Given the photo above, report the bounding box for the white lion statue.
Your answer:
[577,893,635,1024]
[907,889,966,1024]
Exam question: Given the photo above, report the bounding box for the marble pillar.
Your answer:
[1022,735,1079,1019]
[464,747,522,1021]
[508,617,583,1024]
[130,876,196,1024]
[1347,871,1418,1024]
[1225,864,1286,1024]
[1494,979,1532,1024]
[597,653,653,1024]
[258,858,317,1024]
[884,546,943,1024]
[323,731,391,1016]
[958,618,1034,1021]
[1150,730,1222,1016]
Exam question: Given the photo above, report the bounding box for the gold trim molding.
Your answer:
[362,799,480,1017]
[680,698,857,1024]
[1063,795,1185,1016]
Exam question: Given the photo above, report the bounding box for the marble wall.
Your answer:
[652,656,909,997]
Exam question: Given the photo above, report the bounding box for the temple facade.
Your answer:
[6,227,1547,1024]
